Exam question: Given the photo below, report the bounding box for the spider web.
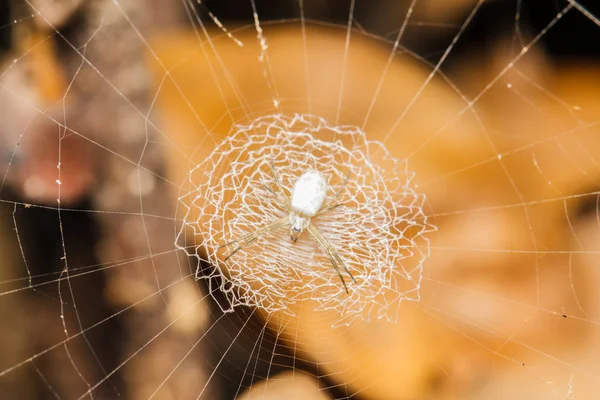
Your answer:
[0,0,599,399]
[177,113,433,326]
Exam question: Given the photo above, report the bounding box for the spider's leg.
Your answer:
[319,169,352,213]
[332,169,352,200]
[269,159,285,194]
[315,201,347,217]
[262,182,278,198]
[262,181,286,207]
[306,224,357,293]
[221,217,288,260]
[306,225,350,293]
[268,160,291,210]
[332,250,357,284]
[307,226,348,293]
[307,224,356,283]
[326,253,349,294]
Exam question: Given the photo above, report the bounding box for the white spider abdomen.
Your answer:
[291,171,327,217]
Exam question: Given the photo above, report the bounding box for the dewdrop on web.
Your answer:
[176,114,435,327]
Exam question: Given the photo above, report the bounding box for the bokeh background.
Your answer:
[1,0,600,399]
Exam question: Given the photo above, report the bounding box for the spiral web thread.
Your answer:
[176,114,435,326]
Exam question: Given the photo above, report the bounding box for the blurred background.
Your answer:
[0,0,599,399]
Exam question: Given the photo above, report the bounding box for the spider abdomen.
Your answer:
[291,171,327,217]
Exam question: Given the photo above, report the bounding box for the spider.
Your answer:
[219,161,357,293]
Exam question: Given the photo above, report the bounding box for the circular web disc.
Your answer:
[177,114,434,326]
